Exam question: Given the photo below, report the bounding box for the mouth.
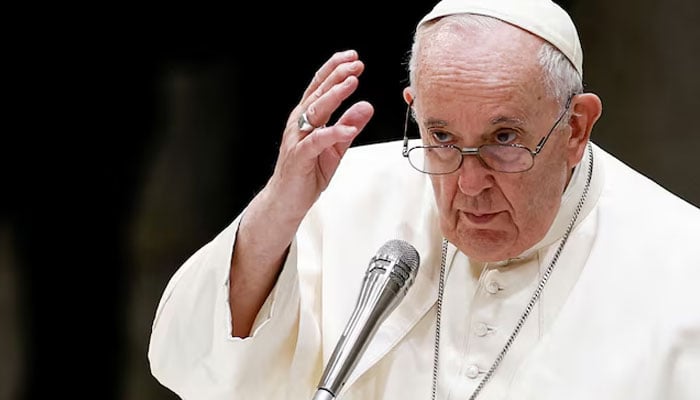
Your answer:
[464,211,502,224]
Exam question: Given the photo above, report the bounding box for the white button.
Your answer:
[465,364,480,379]
[474,322,489,337]
[485,280,500,294]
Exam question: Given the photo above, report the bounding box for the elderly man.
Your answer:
[148,0,700,399]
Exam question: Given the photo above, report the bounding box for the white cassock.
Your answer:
[148,140,700,400]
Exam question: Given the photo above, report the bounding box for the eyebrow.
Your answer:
[423,117,448,127]
[489,115,526,127]
[422,115,526,128]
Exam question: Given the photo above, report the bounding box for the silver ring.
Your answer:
[298,111,317,133]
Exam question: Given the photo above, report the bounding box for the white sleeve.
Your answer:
[147,214,311,400]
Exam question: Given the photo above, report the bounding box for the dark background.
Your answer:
[2,1,698,399]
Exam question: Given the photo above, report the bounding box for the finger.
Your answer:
[306,58,365,110]
[299,58,366,129]
[302,68,364,131]
[301,49,360,102]
[334,101,375,132]
[289,72,361,140]
[299,101,375,158]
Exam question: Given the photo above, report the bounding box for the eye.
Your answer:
[430,130,455,144]
[494,130,518,144]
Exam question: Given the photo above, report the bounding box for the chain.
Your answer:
[430,238,449,400]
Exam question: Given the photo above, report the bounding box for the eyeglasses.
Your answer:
[402,95,574,174]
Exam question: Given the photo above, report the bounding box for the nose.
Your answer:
[457,154,494,196]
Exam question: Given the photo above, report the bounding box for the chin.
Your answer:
[450,228,519,262]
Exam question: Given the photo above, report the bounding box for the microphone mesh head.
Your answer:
[377,239,420,284]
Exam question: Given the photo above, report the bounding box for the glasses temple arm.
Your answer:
[402,101,414,157]
[534,94,575,154]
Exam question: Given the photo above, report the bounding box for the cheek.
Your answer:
[512,162,569,226]
[430,177,459,213]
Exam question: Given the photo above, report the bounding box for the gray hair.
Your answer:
[407,13,583,107]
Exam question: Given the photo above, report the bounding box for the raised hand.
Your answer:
[269,49,375,221]
[230,50,374,337]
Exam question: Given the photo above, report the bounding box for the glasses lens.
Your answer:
[408,146,462,174]
[479,145,533,172]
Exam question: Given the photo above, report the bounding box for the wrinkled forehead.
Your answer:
[418,0,582,77]
[413,19,549,105]
[416,15,545,67]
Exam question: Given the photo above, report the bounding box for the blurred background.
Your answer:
[1,0,698,399]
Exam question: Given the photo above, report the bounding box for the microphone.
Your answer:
[312,239,420,400]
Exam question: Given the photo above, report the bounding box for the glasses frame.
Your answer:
[402,95,575,174]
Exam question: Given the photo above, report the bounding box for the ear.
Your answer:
[403,87,415,106]
[567,93,602,168]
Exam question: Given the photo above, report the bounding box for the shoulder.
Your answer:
[299,139,439,268]
[328,139,427,193]
[308,138,435,230]
[338,139,407,170]
[583,145,700,322]
[592,142,700,252]
[595,143,700,222]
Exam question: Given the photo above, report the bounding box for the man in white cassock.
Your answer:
[147,0,700,398]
